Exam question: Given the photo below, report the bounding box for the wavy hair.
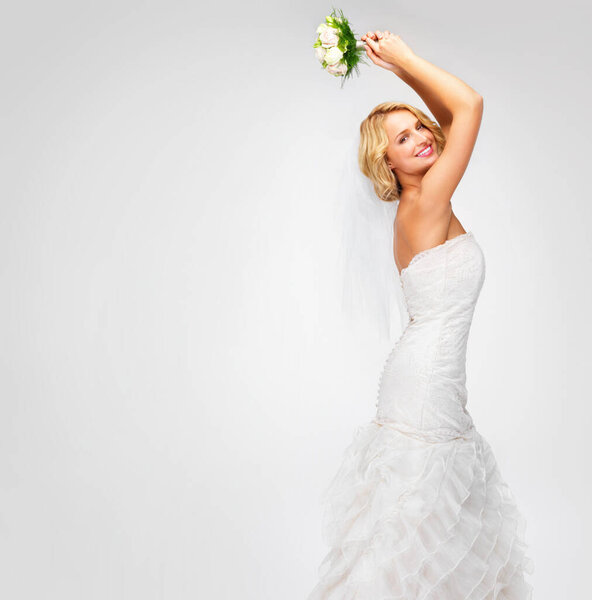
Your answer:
[358,102,446,203]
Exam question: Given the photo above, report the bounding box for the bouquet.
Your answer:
[313,8,367,87]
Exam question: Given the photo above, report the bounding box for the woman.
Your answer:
[308,31,534,598]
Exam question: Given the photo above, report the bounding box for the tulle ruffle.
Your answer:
[308,420,534,599]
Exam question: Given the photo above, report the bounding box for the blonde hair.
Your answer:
[358,102,447,203]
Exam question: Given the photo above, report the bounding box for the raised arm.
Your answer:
[364,32,483,226]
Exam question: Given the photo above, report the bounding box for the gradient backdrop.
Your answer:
[1,1,590,598]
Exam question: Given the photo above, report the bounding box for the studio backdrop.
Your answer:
[1,1,590,599]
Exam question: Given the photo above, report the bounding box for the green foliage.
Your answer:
[313,7,369,88]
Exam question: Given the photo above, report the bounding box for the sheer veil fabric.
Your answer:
[335,136,409,343]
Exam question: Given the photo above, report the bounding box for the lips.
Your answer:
[416,145,433,157]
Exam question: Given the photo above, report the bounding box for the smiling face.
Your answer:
[383,109,439,175]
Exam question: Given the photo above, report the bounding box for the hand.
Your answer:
[361,30,415,73]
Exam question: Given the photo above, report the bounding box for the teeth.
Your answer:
[417,145,431,157]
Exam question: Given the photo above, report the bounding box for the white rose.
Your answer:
[319,27,340,48]
[326,61,348,76]
[316,23,330,35]
[323,46,344,66]
[315,46,326,63]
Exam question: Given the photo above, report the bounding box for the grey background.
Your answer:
[1,1,590,598]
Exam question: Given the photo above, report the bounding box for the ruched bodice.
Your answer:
[376,232,485,440]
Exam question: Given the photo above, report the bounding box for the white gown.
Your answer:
[308,231,534,599]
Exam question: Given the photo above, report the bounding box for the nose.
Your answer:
[415,132,429,149]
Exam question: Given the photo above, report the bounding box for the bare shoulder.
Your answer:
[394,199,467,273]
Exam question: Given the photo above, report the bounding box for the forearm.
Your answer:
[394,53,481,118]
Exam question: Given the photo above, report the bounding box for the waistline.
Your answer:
[372,417,477,444]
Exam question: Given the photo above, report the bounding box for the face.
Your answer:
[383,110,438,174]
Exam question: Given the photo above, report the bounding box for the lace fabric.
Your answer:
[308,232,534,599]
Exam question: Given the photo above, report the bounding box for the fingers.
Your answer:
[373,30,394,39]
[361,30,393,44]
[361,29,394,54]
[361,30,386,41]
[365,36,378,51]
[365,43,378,64]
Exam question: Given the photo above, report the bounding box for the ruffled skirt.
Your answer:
[307,419,534,599]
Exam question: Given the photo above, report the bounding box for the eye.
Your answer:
[399,123,424,144]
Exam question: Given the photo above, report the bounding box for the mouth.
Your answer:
[416,144,433,158]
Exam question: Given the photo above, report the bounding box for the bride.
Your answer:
[308,30,534,599]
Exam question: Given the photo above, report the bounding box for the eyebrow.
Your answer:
[396,119,420,139]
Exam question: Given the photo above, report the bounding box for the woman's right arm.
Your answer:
[365,33,483,220]
[395,53,482,134]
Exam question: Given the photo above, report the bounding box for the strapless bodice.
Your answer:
[376,232,486,439]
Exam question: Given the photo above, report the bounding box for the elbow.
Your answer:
[475,95,484,116]
[463,94,483,114]
[456,94,483,114]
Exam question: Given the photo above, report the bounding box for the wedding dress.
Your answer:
[308,231,534,599]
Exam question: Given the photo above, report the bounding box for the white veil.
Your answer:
[334,134,409,344]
